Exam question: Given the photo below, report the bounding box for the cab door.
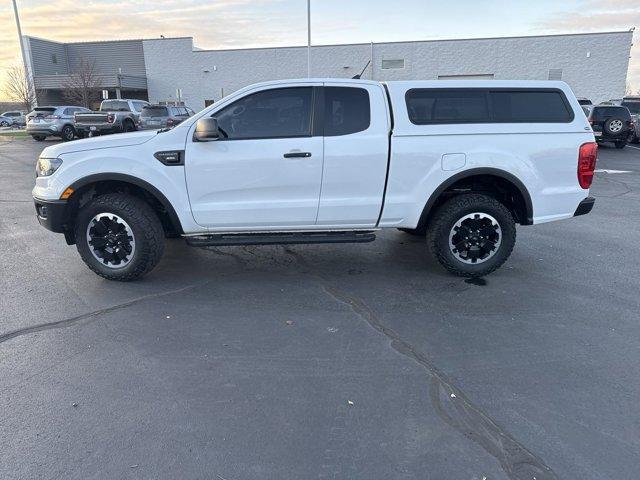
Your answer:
[316,83,391,227]
[185,84,323,230]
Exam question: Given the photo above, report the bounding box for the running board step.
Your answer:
[185,231,376,247]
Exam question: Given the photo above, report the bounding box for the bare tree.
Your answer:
[3,65,37,112]
[62,59,102,109]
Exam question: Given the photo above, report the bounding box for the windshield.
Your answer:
[100,100,130,112]
[141,106,168,117]
[622,102,640,114]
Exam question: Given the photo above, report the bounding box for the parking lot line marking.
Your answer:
[627,145,640,151]
[595,169,632,174]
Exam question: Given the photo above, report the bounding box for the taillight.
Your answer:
[578,142,598,189]
[107,114,115,123]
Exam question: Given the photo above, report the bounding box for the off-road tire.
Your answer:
[32,135,46,141]
[426,193,516,277]
[75,193,164,281]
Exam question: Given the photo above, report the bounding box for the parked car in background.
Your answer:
[0,114,15,127]
[33,79,597,281]
[1,110,26,126]
[581,105,594,117]
[588,105,634,148]
[621,97,640,143]
[74,99,150,137]
[26,106,90,141]
[138,105,195,130]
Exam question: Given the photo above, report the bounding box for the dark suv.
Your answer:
[589,106,634,149]
[621,99,640,143]
[138,105,195,130]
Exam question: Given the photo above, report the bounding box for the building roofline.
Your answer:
[189,29,635,54]
[25,29,633,53]
[24,35,193,45]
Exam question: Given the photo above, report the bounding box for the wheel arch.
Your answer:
[64,173,183,243]
[417,168,534,231]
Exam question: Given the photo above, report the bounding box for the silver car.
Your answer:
[0,114,15,127]
[26,105,90,141]
[1,110,25,126]
[138,105,195,130]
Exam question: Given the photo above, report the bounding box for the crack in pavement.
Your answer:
[0,281,209,346]
[282,246,557,480]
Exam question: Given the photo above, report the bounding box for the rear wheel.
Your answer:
[74,193,164,281]
[61,124,75,142]
[0,120,9,127]
[426,194,516,277]
[122,120,135,132]
[32,135,46,141]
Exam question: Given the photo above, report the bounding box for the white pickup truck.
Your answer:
[33,79,597,281]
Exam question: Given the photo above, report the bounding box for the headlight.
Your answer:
[36,157,63,177]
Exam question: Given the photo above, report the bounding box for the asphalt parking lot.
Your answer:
[1,138,639,480]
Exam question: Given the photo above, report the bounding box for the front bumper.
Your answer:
[33,197,69,233]
[574,197,595,217]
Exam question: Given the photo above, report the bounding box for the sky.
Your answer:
[0,0,638,100]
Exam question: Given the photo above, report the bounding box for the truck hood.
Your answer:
[40,130,157,158]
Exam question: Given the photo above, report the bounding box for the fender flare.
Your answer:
[417,167,534,227]
[69,173,184,233]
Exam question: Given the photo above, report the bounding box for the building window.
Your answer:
[548,69,563,80]
[51,54,58,64]
[381,59,404,70]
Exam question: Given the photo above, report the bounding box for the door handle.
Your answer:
[283,151,312,158]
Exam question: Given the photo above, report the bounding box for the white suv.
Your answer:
[33,79,597,280]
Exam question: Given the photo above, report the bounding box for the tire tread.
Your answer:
[426,193,516,277]
[75,193,164,281]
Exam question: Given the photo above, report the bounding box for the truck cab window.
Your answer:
[323,87,370,136]
[214,87,313,140]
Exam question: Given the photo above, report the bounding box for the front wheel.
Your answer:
[74,193,165,281]
[614,141,626,149]
[32,135,46,141]
[426,194,516,277]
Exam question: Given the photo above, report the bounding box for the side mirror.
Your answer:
[193,117,221,142]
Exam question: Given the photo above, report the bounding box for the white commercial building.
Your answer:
[26,31,633,109]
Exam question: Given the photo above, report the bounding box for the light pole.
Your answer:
[307,0,311,77]
[11,0,29,79]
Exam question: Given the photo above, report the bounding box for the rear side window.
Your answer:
[406,90,489,124]
[406,89,573,124]
[491,91,572,123]
[323,87,370,136]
